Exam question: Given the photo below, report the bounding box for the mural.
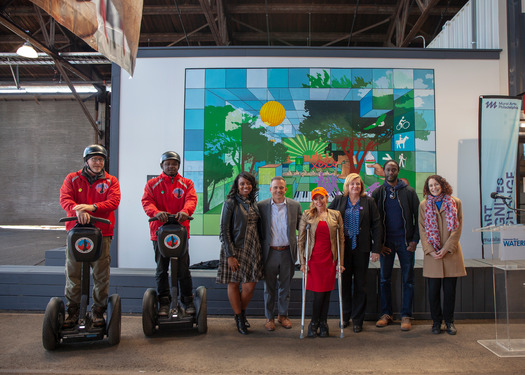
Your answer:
[184,68,436,235]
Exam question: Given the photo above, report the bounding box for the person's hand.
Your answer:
[380,246,392,256]
[337,265,345,273]
[175,211,190,222]
[407,242,417,253]
[73,204,95,213]
[434,249,447,259]
[74,210,91,224]
[300,264,308,273]
[154,211,169,223]
[370,253,380,262]
[228,257,239,272]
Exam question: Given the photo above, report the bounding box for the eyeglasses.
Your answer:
[89,157,105,164]
[389,188,396,199]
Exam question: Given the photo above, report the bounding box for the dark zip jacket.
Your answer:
[371,182,420,246]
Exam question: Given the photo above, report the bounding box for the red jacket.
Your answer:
[60,170,121,236]
[142,172,197,240]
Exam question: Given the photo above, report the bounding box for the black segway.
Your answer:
[42,216,121,350]
[142,215,207,336]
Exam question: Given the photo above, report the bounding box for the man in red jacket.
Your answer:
[142,151,197,316]
[59,144,121,328]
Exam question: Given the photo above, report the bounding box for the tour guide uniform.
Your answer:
[60,168,121,311]
[141,171,197,306]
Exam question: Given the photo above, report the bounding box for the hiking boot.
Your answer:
[90,305,106,327]
[158,296,171,317]
[63,305,79,329]
[401,316,412,331]
[376,314,394,327]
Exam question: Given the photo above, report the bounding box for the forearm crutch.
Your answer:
[299,224,310,339]
[337,224,344,338]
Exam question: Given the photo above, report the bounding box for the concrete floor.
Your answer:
[0,313,524,375]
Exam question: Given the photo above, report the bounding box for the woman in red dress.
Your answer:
[298,187,344,337]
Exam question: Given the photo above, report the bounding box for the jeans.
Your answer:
[379,240,414,318]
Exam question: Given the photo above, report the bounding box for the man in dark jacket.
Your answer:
[372,160,420,331]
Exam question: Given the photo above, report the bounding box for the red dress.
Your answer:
[306,221,336,292]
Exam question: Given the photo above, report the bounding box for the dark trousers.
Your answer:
[341,240,370,325]
[427,277,457,324]
[312,291,331,322]
[153,240,193,303]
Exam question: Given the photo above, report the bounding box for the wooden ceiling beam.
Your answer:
[7,5,464,17]
[401,0,441,47]
[197,0,222,45]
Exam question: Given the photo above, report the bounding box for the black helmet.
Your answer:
[83,144,107,162]
[160,151,181,166]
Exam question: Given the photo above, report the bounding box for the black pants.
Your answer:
[312,291,331,322]
[153,240,193,303]
[341,241,370,325]
[427,277,457,324]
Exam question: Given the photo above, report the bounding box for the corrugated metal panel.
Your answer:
[429,0,499,49]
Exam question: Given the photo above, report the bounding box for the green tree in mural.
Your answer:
[242,123,289,175]
[299,100,395,174]
[203,153,233,213]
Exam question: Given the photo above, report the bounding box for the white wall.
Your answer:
[116,54,504,268]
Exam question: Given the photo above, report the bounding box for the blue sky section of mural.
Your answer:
[184,68,436,235]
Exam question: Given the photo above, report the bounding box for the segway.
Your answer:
[42,216,121,350]
[142,214,207,336]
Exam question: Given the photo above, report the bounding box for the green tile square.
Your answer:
[203,214,221,235]
[189,214,204,235]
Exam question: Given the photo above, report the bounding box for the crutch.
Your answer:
[336,224,344,338]
[299,224,310,339]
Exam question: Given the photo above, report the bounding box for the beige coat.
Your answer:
[298,209,344,266]
[418,196,466,278]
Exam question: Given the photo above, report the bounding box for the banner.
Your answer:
[30,0,143,77]
[479,96,521,252]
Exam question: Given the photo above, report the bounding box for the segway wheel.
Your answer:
[106,294,121,346]
[142,288,158,337]
[195,286,207,334]
[42,297,64,350]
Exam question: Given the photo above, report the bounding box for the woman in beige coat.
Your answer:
[298,187,344,337]
[419,175,466,335]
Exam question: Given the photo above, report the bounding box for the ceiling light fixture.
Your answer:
[16,41,38,58]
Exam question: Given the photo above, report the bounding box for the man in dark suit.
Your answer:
[258,176,302,331]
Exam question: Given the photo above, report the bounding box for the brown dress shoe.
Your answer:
[376,314,393,327]
[264,319,276,331]
[278,315,292,329]
[401,316,412,331]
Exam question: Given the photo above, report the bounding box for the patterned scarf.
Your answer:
[424,194,459,251]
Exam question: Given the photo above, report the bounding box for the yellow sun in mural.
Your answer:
[260,101,286,127]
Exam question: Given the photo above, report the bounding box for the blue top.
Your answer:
[344,197,360,250]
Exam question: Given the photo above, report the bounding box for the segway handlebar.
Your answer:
[148,214,194,223]
[59,216,111,225]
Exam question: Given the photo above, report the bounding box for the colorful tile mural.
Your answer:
[184,68,436,235]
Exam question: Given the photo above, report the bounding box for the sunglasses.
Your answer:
[389,187,396,199]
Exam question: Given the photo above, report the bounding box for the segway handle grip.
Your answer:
[59,216,111,225]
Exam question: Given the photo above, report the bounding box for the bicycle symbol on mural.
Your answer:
[396,116,410,131]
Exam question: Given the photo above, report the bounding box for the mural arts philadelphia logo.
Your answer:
[164,234,181,249]
[75,237,94,253]
[485,101,519,110]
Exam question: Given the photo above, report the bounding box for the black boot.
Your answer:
[234,314,248,335]
[182,296,196,315]
[241,310,250,328]
[158,296,171,317]
[307,320,319,338]
[63,304,79,329]
[319,320,329,337]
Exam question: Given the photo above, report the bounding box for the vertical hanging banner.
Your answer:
[30,0,143,77]
[479,96,521,251]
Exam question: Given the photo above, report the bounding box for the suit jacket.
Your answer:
[328,194,383,254]
[258,197,302,265]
